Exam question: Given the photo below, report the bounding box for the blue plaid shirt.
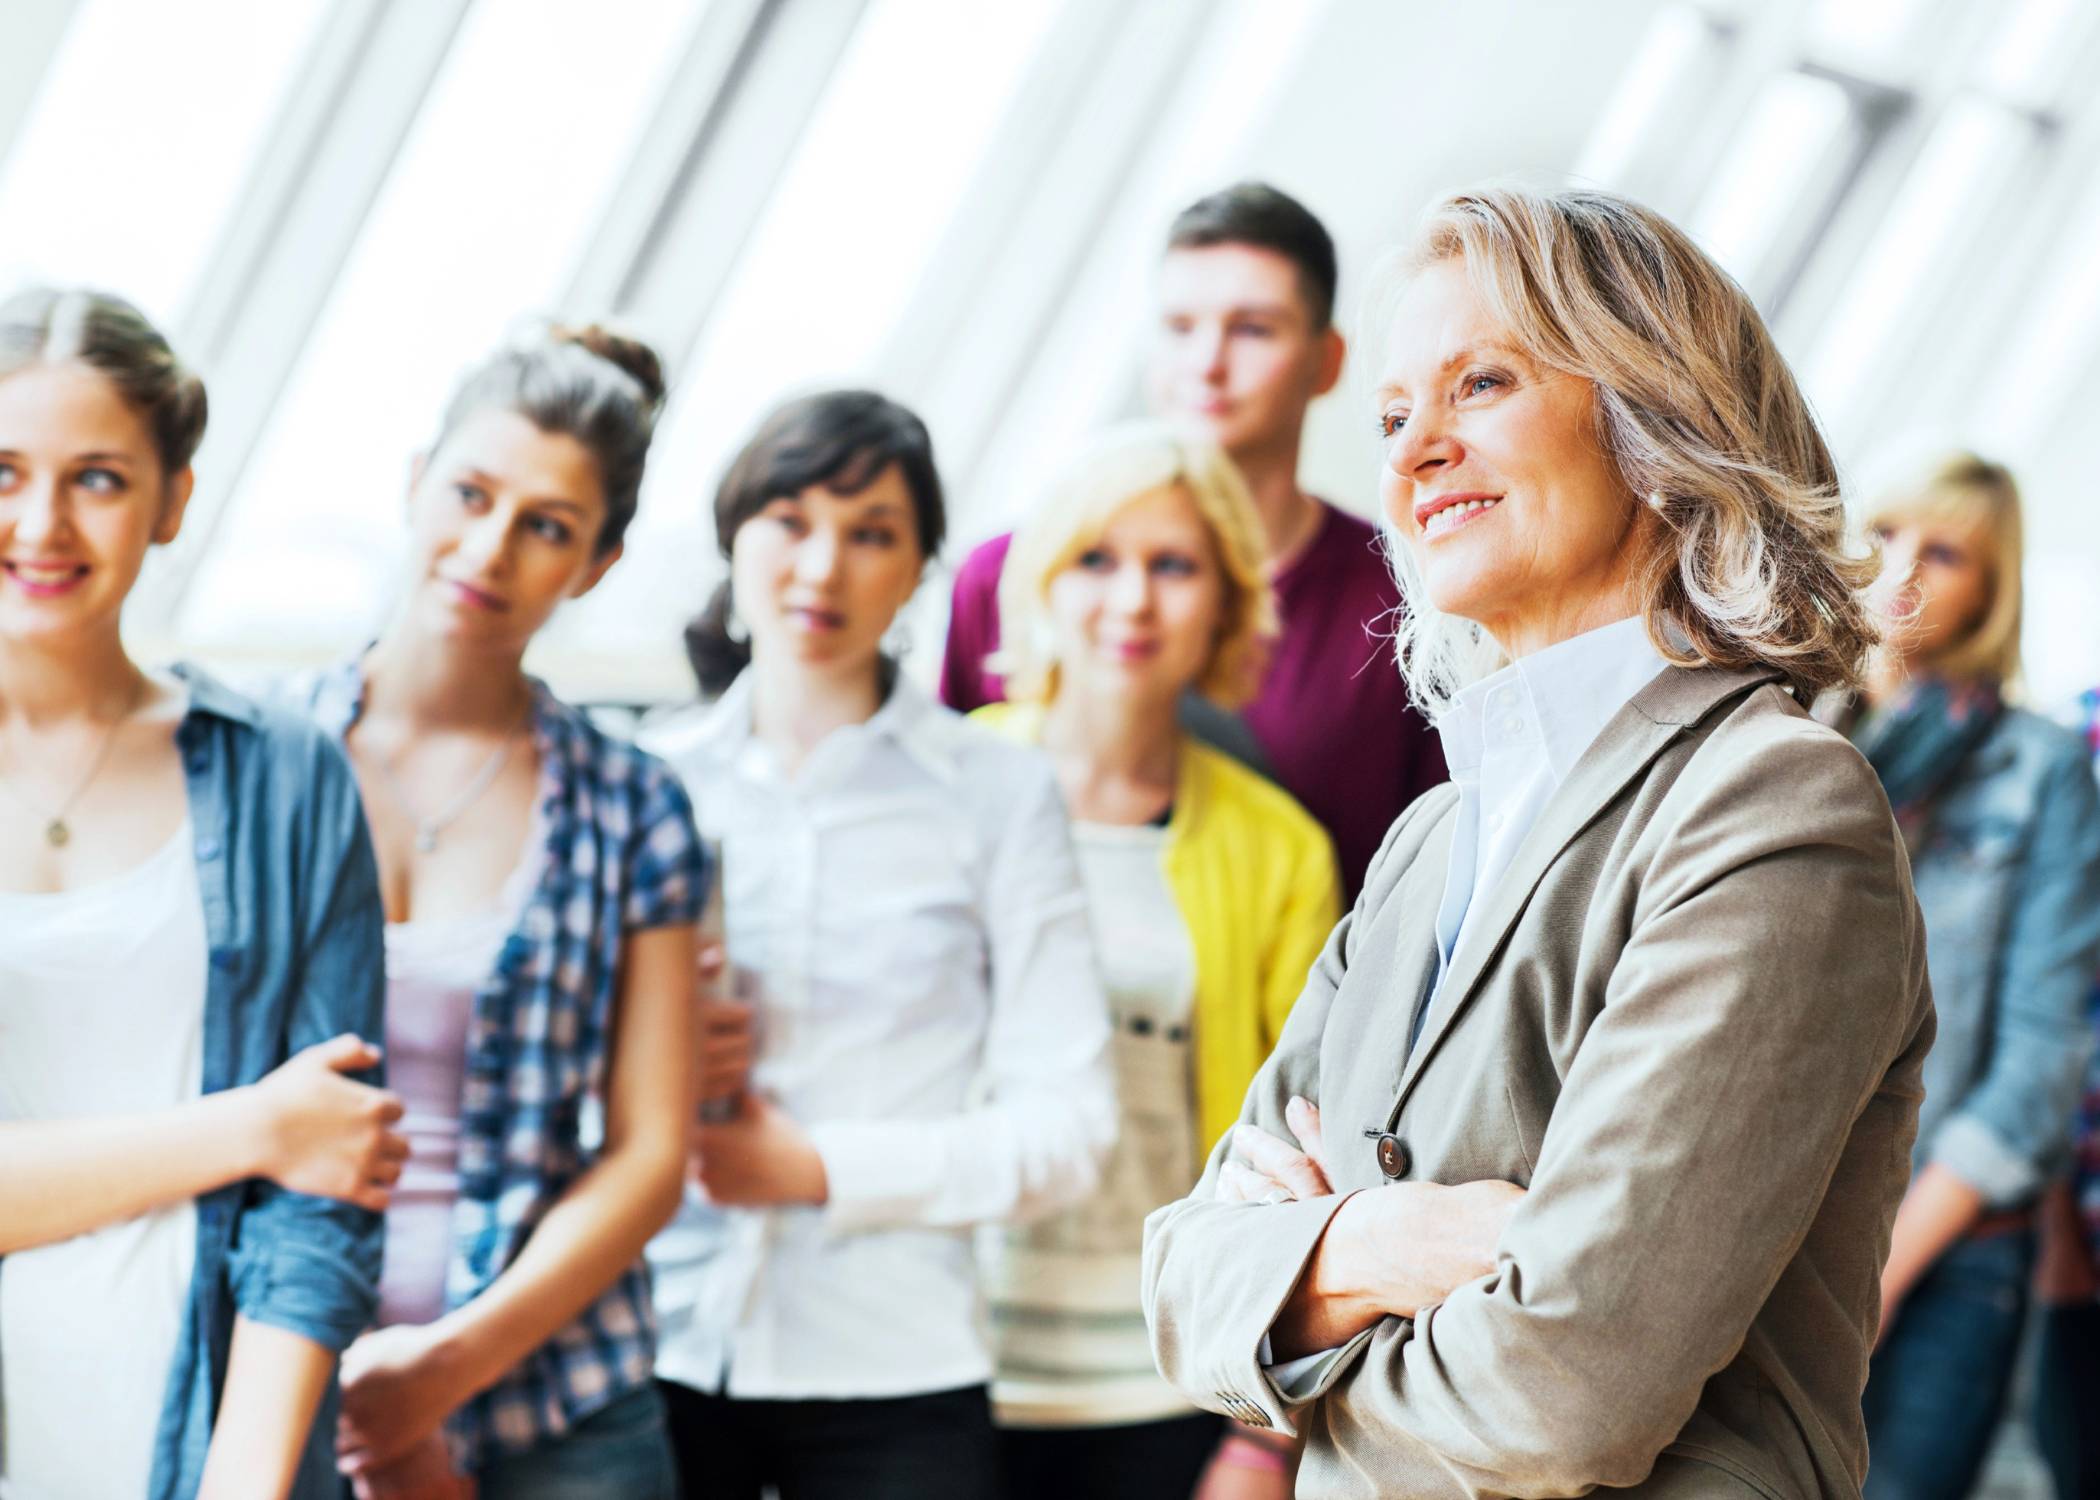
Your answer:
[302,661,707,1469]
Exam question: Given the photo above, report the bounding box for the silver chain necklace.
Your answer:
[369,718,525,854]
[0,677,147,848]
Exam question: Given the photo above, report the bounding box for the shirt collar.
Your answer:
[169,661,263,728]
[311,649,562,763]
[685,668,964,786]
[1437,615,1667,784]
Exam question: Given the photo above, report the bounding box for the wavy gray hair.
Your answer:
[1369,187,1879,720]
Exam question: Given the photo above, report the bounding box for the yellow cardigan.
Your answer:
[971,703,1342,1165]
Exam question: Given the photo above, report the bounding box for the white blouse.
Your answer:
[643,673,1116,1400]
[1429,616,1669,1009]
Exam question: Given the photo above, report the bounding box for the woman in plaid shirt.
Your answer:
[298,326,707,1498]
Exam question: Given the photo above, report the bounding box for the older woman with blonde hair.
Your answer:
[976,423,1340,1500]
[1143,186,1936,1499]
[1838,453,2100,1500]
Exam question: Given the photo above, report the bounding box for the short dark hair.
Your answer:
[1167,182,1339,330]
[684,389,945,695]
[433,324,667,557]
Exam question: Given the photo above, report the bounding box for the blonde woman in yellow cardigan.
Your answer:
[976,423,1340,1500]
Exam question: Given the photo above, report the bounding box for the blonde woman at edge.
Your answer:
[1144,187,1932,1498]
[1838,454,2100,1500]
[976,424,1339,1500]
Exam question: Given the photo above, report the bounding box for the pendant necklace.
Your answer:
[0,677,148,848]
[371,712,527,854]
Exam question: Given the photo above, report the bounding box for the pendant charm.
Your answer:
[45,818,69,848]
[415,825,440,854]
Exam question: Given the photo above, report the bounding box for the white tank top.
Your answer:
[0,820,207,1500]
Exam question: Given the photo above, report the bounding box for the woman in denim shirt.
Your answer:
[0,289,397,1500]
[1840,452,2100,1500]
[2034,689,2100,1499]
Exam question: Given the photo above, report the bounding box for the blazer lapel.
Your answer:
[1391,664,1781,1109]
[1375,805,1454,1087]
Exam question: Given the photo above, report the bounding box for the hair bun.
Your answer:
[552,322,667,412]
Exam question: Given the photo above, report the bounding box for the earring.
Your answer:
[725,605,749,645]
[882,621,913,660]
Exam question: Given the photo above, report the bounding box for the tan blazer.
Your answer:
[1143,665,1934,1499]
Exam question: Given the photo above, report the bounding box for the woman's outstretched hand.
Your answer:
[694,941,756,1105]
[690,1093,828,1206]
[245,1034,408,1211]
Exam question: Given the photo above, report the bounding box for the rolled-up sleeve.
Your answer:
[1144,809,1408,1428]
[228,738,385,1353]
[810,758,1115,1234]
[1929,743,2100,1206]
[622,757,709,932]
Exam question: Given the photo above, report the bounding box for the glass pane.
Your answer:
[173,0,700,657]
[0,0,330,324]
[1975,168,2100,450]
[1573,6,1725,190]
[1805,0,1931,69]
[550,0,1063,681]
[1688,71,1855,299]
[1800,99,2036,432]
[1977,0,2094,108]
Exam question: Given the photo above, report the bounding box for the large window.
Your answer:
[171,0,701,659]
[0,0,330,323]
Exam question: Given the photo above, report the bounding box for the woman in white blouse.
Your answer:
[644,390,1116,1500]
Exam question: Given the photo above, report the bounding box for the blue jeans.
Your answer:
[2035,1300,2100,1499]
[1861,1229,2034,1500]
[475,1386,677,1500]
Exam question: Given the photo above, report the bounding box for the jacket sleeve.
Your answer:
[1929,735,2100,1205]
[227,731,386,1352]
[1143,805,1429,1431]
[807,755,1116,1233]
[1149,731,1932,1497]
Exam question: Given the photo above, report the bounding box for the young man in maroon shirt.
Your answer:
[939,182,1444,899]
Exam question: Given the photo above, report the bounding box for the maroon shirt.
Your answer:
[937,502,1446,900]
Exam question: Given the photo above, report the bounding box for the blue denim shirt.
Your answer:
[1898,706,2100,1208]
[147,665,386,1499]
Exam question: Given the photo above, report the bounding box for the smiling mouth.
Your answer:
[446,579,509,613]
[1419,497,1502,539]
[2,559,91,594]
[789,606,846,633]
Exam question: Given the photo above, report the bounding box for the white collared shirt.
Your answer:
[642,672,1116,1400]
[1427,615,1669,1012]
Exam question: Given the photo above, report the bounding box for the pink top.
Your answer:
[376,910,505,1328]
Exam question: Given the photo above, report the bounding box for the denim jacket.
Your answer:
[1898,706,2100,1208]
[145,665,386,1498]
